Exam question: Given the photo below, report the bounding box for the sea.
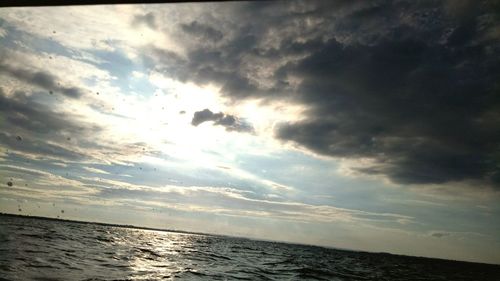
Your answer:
[0,214,499,281]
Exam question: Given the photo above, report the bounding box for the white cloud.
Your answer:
[82,166,110,175]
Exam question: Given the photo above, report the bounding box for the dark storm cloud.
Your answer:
[274,33,500,184]
[191,109,254,133]
[132,12,157,30]
[180,21,223,42]
[0,88,100,160]
[0,63,85,99]
[273,0,500,186]
[151,0,500,187]
[149,44,262,100]
[191,108,223,126]
[147,6,284,100]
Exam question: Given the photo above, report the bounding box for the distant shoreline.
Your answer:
[1,212,499,267]
[0,212,209,237]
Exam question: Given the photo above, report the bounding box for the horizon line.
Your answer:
[2,212,499,266]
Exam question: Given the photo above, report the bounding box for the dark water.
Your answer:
[0,215,499,281]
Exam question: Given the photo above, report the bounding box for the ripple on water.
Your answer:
[0,216,499,281]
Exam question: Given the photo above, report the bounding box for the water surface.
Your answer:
[0,214,499,280]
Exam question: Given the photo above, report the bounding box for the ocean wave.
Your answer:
[1,215,499,281]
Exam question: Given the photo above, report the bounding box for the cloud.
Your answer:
[0,89,91,135]
[0,88,102,161]
[430,231,451,238]
[82,166,110,175]
[191,108,223,126]
[131,12,157,30]
[191,108,254,133]
[0,164,95,198]
[274,30,500,186]
[180,21,223,42]
[91,182,413,225]
[149,46,262,99]
[0,131,86,161]
[428,230,488,239]
[149,1,500,187]
[0,62,85,99]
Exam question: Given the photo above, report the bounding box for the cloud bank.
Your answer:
[149,0,500,187]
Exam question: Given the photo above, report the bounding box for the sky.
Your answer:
[0,0,499,264]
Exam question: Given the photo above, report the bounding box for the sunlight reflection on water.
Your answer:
[1,216,499,280]
[127,230,196,279]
